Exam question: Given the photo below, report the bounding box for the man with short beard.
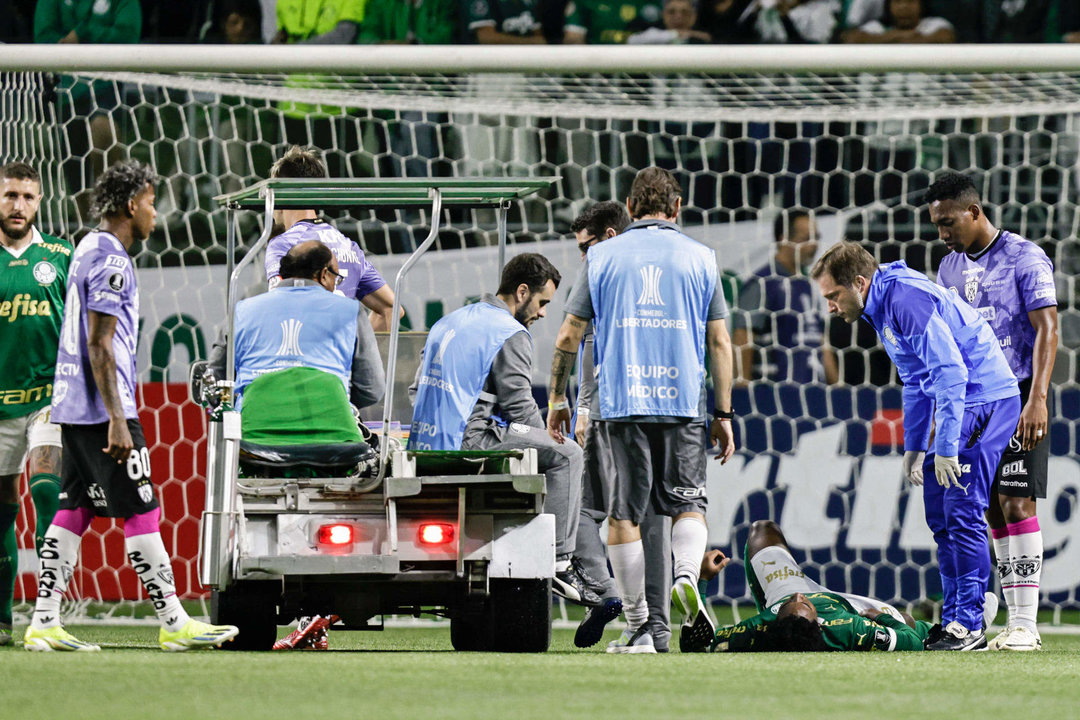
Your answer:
[0,162,70,647]
[409,253,596,606]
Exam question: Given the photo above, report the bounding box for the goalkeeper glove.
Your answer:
[934,455,964,490]
[902,451,925,486]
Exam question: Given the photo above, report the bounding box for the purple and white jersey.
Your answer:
[265,220,386,301]
[936,230,1056,381]
[52,231,140,424]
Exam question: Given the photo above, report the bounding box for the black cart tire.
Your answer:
[211,580,279,651]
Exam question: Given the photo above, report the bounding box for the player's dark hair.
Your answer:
[0,162,41,185]
[810,241,878,288]
[280,241,334,281]
[497,253,562,295]
[773,209,810,242]
[627,167,681,220]
[90,160,159,219]
[571,201,631,240]
[925,172,980,207]
[764,616,829,652]
[271,145,328,179]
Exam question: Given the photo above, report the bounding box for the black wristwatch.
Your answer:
[714,409,735,420]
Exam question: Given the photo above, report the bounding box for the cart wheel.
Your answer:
[450,611,493,651]
[211,580,279,651]
[489,578,551,653]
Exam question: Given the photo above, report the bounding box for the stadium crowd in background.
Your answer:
[732,209,839,386]
[2,0,1080,44]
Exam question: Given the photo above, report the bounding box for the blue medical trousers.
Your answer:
[923,394,1021,632]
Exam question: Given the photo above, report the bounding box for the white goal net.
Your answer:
[3,46,1079,625]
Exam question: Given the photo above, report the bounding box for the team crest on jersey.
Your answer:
[1013,556,1041,578]
[52,380,68,404]
[32,260,57,285]
[882,326,898,346]
[138,482,154,504]
[964,278,979,303]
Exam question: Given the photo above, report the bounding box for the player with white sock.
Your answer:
[930,172,1057,651]
[23,161,237,652]
[548,167,736,654]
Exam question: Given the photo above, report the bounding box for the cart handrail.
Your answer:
[376,188,442,483]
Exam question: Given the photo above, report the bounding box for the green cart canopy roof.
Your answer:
[215,177,558,210]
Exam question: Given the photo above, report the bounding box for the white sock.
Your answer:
[992,534,1013,627]
[608,540,647,630]
[125,532,191,632]
[32,525,83,629]
[1007,522,1043,634]
[671,516,708,584]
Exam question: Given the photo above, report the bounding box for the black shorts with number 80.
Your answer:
[59,420,159,518]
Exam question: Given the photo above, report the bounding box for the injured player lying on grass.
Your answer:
[680,520,998,653]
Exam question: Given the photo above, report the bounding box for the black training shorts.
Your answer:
[595,418,708,524]
[59,420,159,518]
[993,378,1051,500]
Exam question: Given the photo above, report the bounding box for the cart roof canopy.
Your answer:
[215,177,558,210]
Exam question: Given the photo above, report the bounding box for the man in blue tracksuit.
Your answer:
[811,241,1020,651]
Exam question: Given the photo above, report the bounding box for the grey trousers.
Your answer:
[575,419,673,650]
[463,419,583,558]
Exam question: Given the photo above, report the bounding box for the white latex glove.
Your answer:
[934,455,964,490]
[902,451,925,486]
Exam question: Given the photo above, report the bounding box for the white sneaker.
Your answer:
[999,625,1042,652]
[671,575,702,624]
[987,625,1014,651]
[606,626,657,654]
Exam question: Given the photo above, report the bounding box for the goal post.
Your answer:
[2,45,1078,625]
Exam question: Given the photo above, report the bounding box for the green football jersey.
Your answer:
[564,0,663,44]
[711,591,931,652]
[0,232,73,420]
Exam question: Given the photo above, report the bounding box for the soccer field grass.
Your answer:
[4,625,1079,720]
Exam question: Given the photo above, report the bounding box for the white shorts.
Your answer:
[0,407,62,476]
[752,546,904,622]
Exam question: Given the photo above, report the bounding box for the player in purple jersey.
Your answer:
[24,161,238,652]
[264,146,400,331]
[929,172,1058,651]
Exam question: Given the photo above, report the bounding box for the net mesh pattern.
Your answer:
[2,68,1078,622]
